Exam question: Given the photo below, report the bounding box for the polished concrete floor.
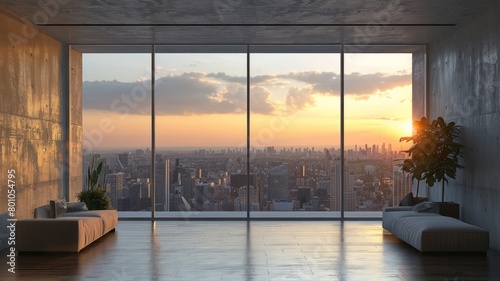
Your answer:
[1,221,499,280]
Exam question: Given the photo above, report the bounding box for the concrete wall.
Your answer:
[412,46,427,122]
[69,49,83,201]
[410,46,427,199]
[427,2,500,250]
[0,6,82,250]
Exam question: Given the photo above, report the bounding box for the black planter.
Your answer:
[430,202,459,219]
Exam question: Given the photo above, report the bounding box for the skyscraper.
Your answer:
[330,158,341,211]
[268,164,289,201]
[154,155,170,211]
[106,172,125,209]
[392,160,413,206]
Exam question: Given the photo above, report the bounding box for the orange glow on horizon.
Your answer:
[83,111,411,151]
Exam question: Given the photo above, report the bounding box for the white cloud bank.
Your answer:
[83,71,411,116]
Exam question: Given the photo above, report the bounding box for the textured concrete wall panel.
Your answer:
[412,46,427,121]
[428,2,500,250]
[69,124,82,201]
[0,6,65,250]
[69,48,83,201]
[70,49,83,125]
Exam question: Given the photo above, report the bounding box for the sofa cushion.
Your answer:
[411,201,432,213]
[63,210,118,234]
[50,198,67,218]
[383,210,438,231]
[395,215,490,252]
[399,192,415,206]
[76,217,105,246]
[67,202,89,212]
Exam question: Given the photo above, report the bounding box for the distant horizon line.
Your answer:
[84,143,407,154]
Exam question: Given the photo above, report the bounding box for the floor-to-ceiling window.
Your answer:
[154,46,247,217]
[80,45,419,219]
[82,46,152,218]
[343,46,413,217]
[249,46,341,218]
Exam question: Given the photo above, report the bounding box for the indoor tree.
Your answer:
[400,117,464,202]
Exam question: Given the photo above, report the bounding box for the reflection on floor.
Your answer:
[1,221,499,280]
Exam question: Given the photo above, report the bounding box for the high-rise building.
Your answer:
[268,164,289,201]
[230,174,254,199]
[106,172,125,209]
[194,181,212,211]
[128,181,141,210]
[316,178,331,209]
[392,160,413,206]
[154,155,170,211]
[117,197,130,211]
[345,170,357,211]
[234,186,259,211]
[297,187,312,208]
[231,174,254,189]
[172,158,181,185]
[330,158,341,211]
[118,152,129,168]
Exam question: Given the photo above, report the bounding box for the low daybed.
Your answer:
[17,200,118,253]
[383,203,489,253]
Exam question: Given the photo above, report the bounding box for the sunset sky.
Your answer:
[82,51,412,152]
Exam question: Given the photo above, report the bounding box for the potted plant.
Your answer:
[400,117,433,203]
[400,117,464,217]
[77,161,111,210]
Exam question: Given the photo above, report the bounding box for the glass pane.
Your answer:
[154,47,247,217]
[344,52,413,217]
[250,48,341,217]
[82,51,152,218]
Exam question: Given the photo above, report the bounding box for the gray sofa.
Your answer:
[383,203,489,253]
[17,201,118,253]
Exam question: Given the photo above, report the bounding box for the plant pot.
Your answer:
[430,202,459,219]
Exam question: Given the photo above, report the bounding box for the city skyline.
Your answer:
[87,141,412,211]
[85,140,411,213]
[84,142,409,155]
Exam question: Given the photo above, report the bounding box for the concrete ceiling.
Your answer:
[1,0,496,45]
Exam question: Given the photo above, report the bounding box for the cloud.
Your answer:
[206,72,246,84]
[83,70,411,116]
[251,75,279,85]
[83,73,276,116]
[285,87,316,113]
[83,80,152,115]
[277,71,411,97]
[250,86,276,115]
[344,72,411,97]
[282,71,340,95]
